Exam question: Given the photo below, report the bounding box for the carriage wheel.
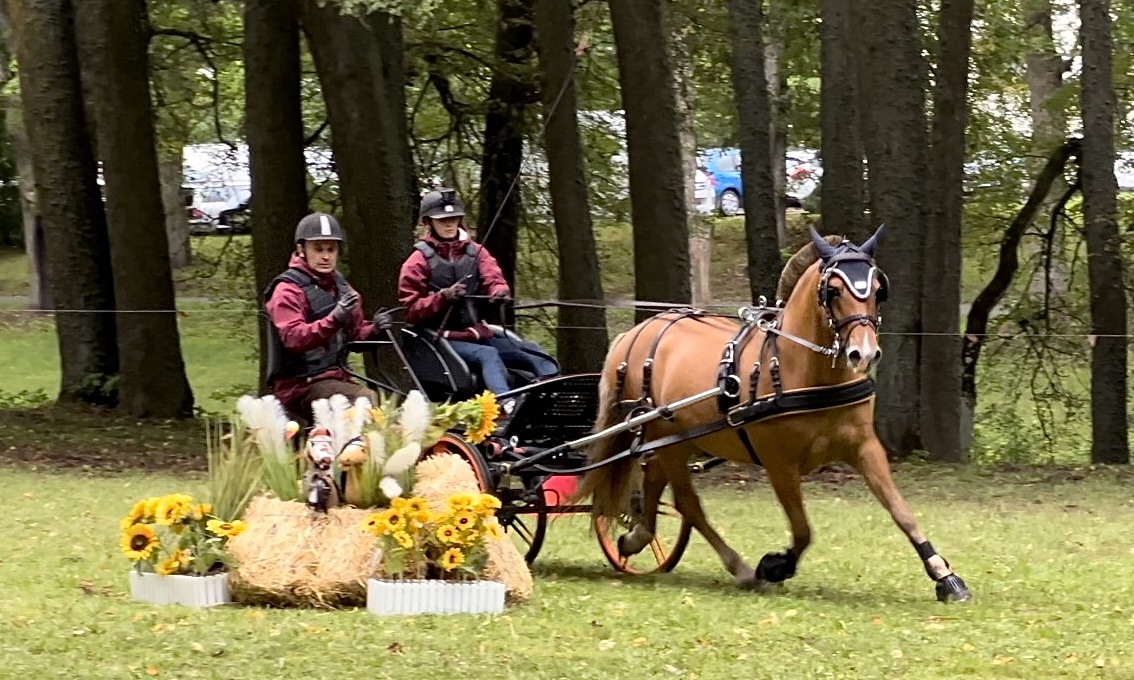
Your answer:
[419,434,548,565]
[593,485,692,575]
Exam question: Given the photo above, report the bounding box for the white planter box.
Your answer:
[129,571,231,608]
[366,579,505,616]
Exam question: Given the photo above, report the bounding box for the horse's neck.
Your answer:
[774,292,858,387]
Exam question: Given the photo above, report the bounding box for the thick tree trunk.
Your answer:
[819,0,867,242]
[159,150,191,269]
[672,11,712,306]
[609,0,690,321]
[765,22,787,248]
[728,0,781,301]
[1078,0,1128,464]
[246,0,309,390]
[12,0,118,404]
[533,0,608,372]
[74,0,193,418]
[920,0,974,462]
[303,2,414,314]
[853,0,930,457]
[477,0,535,292]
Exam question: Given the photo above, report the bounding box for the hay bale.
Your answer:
[227,495,381,609]
[413,454,533,603]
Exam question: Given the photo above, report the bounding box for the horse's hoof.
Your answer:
[935,574,973,603]
[756,551,798,583]
[616,533,644,558]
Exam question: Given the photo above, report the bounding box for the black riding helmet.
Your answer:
[294,212,346,245]
[419,188,466,221]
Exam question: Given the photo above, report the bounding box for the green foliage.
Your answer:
[0,388,49,409]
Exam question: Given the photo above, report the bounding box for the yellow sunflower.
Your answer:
[120,524,160,560]
[465,391,500,444]
[446,492,477,513]
[484,521,504,541]
[191,503,213,521]
[120,499,152,529]
[366,508,405,535]
[474,493,502,515]
[392,530,414,549]
[410,509,434,528]
[440,547,465,571]
[206,519,247,538]
[390,497,410,513]
[436,524,461,544]
[404,497,429,515]
[154,494,193,526]
[453,510,477,531]
[156,549,193,576]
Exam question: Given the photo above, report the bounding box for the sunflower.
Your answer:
[410,509,434,528]
[484,521,504,541]
[474,493,502,515]
[156,549,192,576]
[392,530,414,549]
[119,499,151,530]
[121,524,160,560]
[206,519,247,538]
[404,497,429,515]
[191,503,213,521]
[390,497,410,513]
[154,494,193,526]
[465,391,500,444]
[440,547,465,571]
[446,492,477,513]
[368,509,405,535]
[453,510,477,531]
[436,524,460,544]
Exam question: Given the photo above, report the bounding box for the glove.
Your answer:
[372,309,394,330]
[441,282,467,302]
[331,290,360,325]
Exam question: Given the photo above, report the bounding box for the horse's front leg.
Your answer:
[854,436,972,602]
[756,461,810,586]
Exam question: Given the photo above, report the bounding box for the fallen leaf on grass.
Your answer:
[598,639,616,651]
[387,642,403,655]
[146,666,159,677]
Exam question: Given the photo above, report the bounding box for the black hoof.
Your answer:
[616,533,644,558]
[935,574,973,603]
[755,551,797,583]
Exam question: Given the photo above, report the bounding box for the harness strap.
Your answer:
[640,310,704,408]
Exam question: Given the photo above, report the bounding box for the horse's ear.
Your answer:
[860,223,886,257]
[810,226,838,262]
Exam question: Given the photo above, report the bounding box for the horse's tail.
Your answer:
[573,333,639,519]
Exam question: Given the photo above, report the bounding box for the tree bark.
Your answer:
[728,0,781,302]
[765,19,787,248]
[919,0,974,462]
[533,0,608,372]
[246,0,309,390]
[302,2,415,314]
[819,0,867,242]
[12,0,118,404]
[1078,0,1127,464]
[609,0,690,321]
[159,150,191,269]
[477,0,535,292]
[853,0,930,457]
[74,0,194,418]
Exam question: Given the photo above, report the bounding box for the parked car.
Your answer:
[693,168,715,214]
[699,147,823,216]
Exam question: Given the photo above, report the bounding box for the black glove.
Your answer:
[440,282,467,302]
[372,309,394,330]
[331,290,360,325]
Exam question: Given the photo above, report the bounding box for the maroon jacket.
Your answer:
[397,229,510,342]
[265,253,376,410]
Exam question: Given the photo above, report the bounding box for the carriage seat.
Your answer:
[399,326,536,402]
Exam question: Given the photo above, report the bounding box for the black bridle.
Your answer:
[816,250,888,357]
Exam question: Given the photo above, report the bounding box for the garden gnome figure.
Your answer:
[303,427,341,513]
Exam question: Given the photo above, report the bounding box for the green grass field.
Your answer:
[1,464,1131,679]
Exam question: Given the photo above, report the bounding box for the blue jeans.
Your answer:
[448,333,559,395]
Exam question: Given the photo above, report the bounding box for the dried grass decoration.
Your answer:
[224,390,502,607]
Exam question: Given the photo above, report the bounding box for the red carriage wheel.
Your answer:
[419,434,548,564]
[593,484,692,575]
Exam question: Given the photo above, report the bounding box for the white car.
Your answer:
[693,168,716,215]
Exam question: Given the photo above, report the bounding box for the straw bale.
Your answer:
[412,454,533,603]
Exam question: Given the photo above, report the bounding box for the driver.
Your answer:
[397,187,558,395]
[264,211,391,419]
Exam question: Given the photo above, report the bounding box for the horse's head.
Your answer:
[809,225,889,374]
[305,426,336,471]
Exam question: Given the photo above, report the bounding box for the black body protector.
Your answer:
[263,268,352,383]
[415,240,482,331]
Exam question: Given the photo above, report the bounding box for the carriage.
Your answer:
[336,227,973,602]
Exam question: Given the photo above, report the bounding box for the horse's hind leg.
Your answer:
[854,436,973,602]
[659,449,759,588]
[617,456,667,557]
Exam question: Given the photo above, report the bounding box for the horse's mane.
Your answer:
[775,234,845,303]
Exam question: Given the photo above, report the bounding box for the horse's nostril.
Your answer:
[873,348,883,363]
[847,349,863,364]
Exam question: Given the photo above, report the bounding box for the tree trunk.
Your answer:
[853,0,930,457]
[477,0,535,293]
[920,0,974,462]
[246,0,309,391]
[74,0,194,418]
[728,0,781,301]
[302,2,414,313]
[1078,0,1128,464]
[609,0,690,321]
[819,0,867,242]
[12,0,118,404]
[764,20,787,248]
[159,150,191,269]
[533,0,608,372]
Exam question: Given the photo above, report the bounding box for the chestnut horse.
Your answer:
[576,226,971,602]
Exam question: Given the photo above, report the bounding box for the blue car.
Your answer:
[699,147,822,216]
